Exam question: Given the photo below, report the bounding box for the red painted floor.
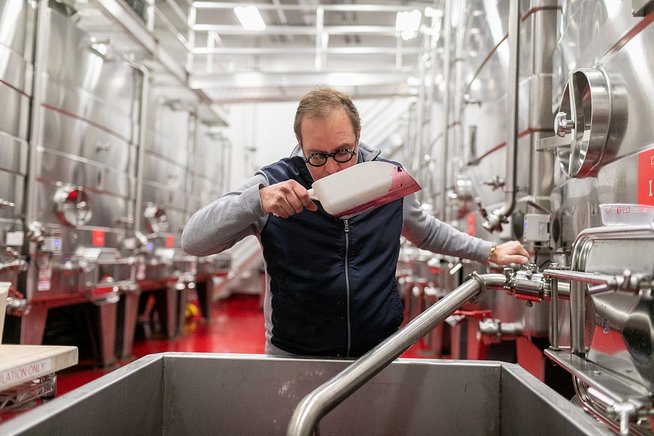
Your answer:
[0,293,433,426]
[54,293,428,396]
[57,294,267,395]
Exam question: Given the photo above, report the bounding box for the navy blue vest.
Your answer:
[260,155,404,357]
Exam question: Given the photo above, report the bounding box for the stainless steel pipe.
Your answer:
[482,0,520,232]
[287,273,507,436]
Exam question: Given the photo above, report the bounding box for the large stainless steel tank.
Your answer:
[15,2,143,367]
[539,4,654,432]
[427,0,557,364]
[551,1,654,236]
[422,0,654,432]
[0,353,610,435]
[137,91,196,338]
[0,0,33,324]
[188,120,230,320]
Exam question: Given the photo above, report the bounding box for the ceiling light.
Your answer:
[396,9,422,40]
[424,7,443,18]
[234,5,266,31]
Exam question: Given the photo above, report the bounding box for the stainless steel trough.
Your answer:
[0,352,609,435]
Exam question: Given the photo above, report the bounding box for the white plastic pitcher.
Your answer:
[0,282,9,343]
[307,161,421,219]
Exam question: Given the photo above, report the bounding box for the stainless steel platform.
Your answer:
[0,353,609,435]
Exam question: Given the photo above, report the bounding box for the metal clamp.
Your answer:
[6,297,31,316]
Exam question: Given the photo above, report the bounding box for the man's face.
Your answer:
[299,107,359,182]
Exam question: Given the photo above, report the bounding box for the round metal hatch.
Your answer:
[54,185,93,227]
[554,67,612,178]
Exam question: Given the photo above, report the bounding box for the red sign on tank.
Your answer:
[639,147,654,206]
[92,229,105,247]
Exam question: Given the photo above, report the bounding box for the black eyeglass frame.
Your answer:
[303,147,357,167]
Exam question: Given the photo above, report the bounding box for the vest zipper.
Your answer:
[344,218,351,357]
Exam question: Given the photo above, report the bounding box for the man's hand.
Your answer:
[260,180,318,218]
[489,241,530,265]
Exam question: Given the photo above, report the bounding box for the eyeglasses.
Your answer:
[304,148,356,167]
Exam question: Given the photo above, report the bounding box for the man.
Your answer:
[182,87,529,358]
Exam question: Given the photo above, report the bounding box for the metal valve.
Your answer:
[482,175,506,191]
[554,111,574,137]
[475,198,489,220]
[28,221,49,243]
[7,296,31,316]
[0,198,16,208]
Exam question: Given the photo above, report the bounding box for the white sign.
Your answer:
[0,358,53,389]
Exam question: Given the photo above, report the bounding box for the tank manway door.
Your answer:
[53,185,93,227]
[543,67,626,179]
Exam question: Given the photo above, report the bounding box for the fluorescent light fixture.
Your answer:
[424,7,443,18]
[396,9,422,40]
[234,5,266,31]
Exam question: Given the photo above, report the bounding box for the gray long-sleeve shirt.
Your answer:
[182,144,493,264]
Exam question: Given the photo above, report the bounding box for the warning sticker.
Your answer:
[0,358,52,389]
[638,147,654,206]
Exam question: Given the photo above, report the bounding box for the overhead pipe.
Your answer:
[25,0,50,232]
[127,63,150,236]
[528,3,557,217]
[439,0,453,219]
[481,0,520,232]
[412,40,428,195]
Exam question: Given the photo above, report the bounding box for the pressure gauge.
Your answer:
[144,203,168,234]
[54,185,93,227]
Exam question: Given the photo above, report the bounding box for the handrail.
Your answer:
[568,223,654,353]
[287,273,507,436]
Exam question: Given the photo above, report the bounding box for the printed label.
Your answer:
[37,264,52,291]
[5,231,24,247]
[0,358,52,388]
[137,262,146,280]
[638,147,654,205]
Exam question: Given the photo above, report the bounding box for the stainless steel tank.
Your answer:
[551,1,653,233]
[441,0,558,364]
[188,120,230,320]
[0,353,611,435]
[0,0,33,327]
[16,2,143,367]
[137,91,195,338]
[540,3,654,432]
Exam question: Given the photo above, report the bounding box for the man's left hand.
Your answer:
[489,241,530,265]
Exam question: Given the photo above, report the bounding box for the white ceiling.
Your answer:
[72,0,443,122]
[188,1,439,103]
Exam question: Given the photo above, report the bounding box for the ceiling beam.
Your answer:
[192,2,423,12]
[191,24,399,35]
[207,91,418,105]
[192,46,421,55]
[189,71,414,89]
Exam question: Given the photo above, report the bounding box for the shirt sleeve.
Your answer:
[401,193,494,264]
[181,172,270,256]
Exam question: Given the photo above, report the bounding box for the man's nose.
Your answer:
[324,157,340,174]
